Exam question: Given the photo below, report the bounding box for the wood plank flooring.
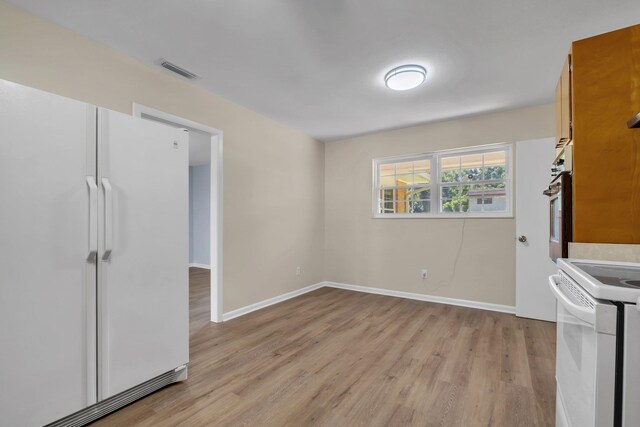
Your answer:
[92,268,556,426]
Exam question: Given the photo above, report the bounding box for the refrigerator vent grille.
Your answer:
[159,59,199,79]
[45,367,186,427]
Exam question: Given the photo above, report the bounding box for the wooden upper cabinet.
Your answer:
[555,74,563,145]
[555,55,572,147]
[570,24,640,244]
[560,57,572,143]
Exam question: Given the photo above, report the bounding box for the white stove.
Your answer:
[560,260,640,301]
[551,259,640,427]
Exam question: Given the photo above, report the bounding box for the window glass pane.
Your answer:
[380,175,396,188]
[395,162,413,175]
[440,156,462,183]
[414,159,430,184]
[551,198,560,240]
[408,187,430,201]
[379,188,396,213]
[460,153,483,169]
[460,153,483,181]
[395,188,409,203]
[440,185,455,200]
[484,150,507,180]
[379,163,395,176]
[485,166,507,180]
[485,182,506,189]
[396,199,410,213]
[380,201,395,213]
[440,184,471,213]
[484,150,506,166]
[410,200,430,213]
[395,174,413,185]
[467,184,507,213]
[379,190,395,214]
[441,156,460,170]
[414,160,430,173]
[414,172,430,184]
[441,197,458,212]
[467,185,485,213]
[482,195,506,212]
[481,188,507,212]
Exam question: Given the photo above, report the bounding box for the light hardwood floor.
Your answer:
[92,268,556,426]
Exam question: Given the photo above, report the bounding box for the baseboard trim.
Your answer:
[189,263,211,270]
[221,280,515,322]
[324,281,516,314]
[222,282,325,321]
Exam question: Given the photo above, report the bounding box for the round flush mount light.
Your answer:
[384,64,427,91]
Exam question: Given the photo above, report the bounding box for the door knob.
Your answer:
[518,235,527,243]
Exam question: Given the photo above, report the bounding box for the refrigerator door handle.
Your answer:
[87,176,98,262]
[102,178,113,261]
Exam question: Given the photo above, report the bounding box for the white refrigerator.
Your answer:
[0,80,189,426]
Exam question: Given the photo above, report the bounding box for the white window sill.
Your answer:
[372,212,514,219]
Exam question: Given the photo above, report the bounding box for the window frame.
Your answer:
[372,143,513,219]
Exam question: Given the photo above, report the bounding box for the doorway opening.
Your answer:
[133,103,223,324]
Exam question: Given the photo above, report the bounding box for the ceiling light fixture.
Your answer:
[384,64,427,91]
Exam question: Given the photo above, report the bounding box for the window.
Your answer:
[373,144,512,218]
[376,155,432,214]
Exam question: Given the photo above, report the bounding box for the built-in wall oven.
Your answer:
[550,259,640,427]
[544,171,572,261]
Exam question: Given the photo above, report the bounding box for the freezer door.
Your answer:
[0,80,97,426]
[97,108,189,399]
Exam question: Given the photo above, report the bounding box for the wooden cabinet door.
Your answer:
[555,55,572,147]
[555,76,563,146]
[572,24,640,243]
[560,56,572,143]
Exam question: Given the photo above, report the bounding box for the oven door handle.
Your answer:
[548,274,596,327]
[543,183,561,197]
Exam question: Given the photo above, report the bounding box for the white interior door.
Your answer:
[515,138,558,321]
[0,80,97,426]
[97,108,189,399]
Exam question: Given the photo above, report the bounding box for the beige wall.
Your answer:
[325,104,554,307]
[0,1,325,313]
[0,0,559,312]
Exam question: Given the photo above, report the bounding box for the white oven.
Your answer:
[549,273,617,427]
[551,259,640,427]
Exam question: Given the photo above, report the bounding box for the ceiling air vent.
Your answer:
[159,59,199,79]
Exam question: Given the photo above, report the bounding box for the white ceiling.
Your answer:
[9,1,640,141]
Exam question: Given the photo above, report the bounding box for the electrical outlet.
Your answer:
[296,266,301,276]
[421,269,428,279]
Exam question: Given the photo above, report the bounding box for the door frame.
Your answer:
[132,103,224,323]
